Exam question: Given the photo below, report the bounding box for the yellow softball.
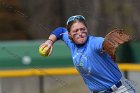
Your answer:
[39,47,48,56]
[39,46,52,57]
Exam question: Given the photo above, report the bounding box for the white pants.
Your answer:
[97,77,136,93]
[112,78,136,93]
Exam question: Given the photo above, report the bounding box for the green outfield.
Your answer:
[0,40,73,69]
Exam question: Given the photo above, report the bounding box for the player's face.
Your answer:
[69,22,88,44]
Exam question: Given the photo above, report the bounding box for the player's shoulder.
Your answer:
[88,36,104,50]
[88,35,104,42]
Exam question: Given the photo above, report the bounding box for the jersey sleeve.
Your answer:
[51,27,66,39]
[90,37,104,52]
[51,27,73,48]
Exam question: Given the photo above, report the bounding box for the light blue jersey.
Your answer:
[52,27,122,92]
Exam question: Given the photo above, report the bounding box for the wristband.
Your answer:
[48,39,54,43]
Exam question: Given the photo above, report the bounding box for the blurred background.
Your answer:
[0,0,140,93]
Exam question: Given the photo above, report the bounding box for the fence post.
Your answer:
[39,76,44,93]
[124,71,128,79]
[0,79,2,93]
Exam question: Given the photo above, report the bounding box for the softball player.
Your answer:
[40,15,136,93]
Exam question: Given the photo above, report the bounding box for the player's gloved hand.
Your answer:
[39,39,54,56]
[103,28,132,61]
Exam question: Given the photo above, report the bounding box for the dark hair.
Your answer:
[66,18,87,32]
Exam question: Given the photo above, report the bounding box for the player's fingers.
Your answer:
[40,43,48,50]
[44,44,52,54]
[40,40,53,54]
[40,43,50,51]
